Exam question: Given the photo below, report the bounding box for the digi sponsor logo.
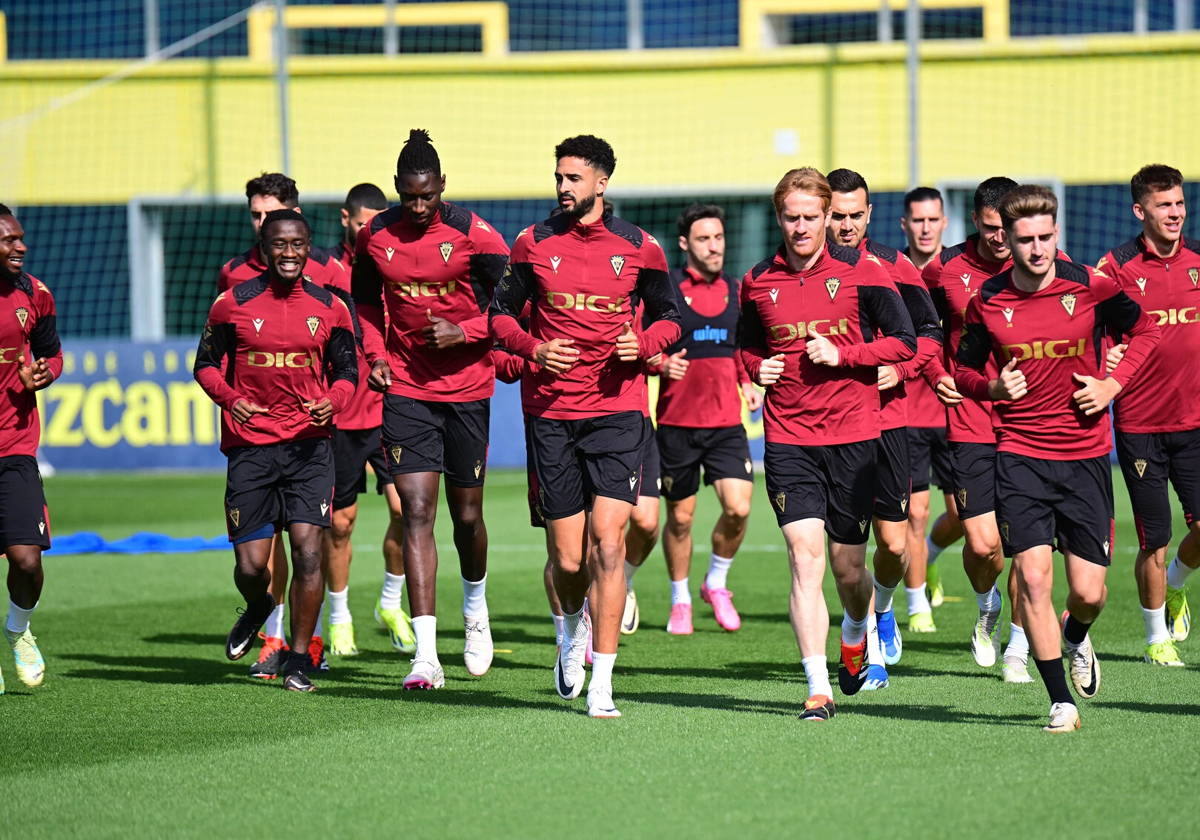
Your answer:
[390,279,458,298]
[692,325,728,343]
[1001,339,1086,362]
[0,347,18,364]
[545,291,626,314]
[246,350,316,368]
[768,319,849,343]
[1147,307,1200,326]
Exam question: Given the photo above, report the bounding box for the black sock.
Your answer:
[1062,614,1091,646]
[247,591,275,623]
[283,650,308,675]
[1033,657,1074,705]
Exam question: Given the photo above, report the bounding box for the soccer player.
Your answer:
[218,172,346,677]
[923,177,1033,683]
[324,183,416,657]
[956,185,1160,731]
[195,209,359,692]
[0,205,61,694]
[899,187,962,628]
[824,170,942,689]
[739,168,916,721]
[634,203,761,636]
[352,130,510,690]
[490,134,681,718]
[1099,164,1200,666]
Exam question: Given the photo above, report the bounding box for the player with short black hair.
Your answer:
[1100,164,1200,666]
[490,135,681,718]
[353,130,510,690]
[825,169,942,689]
[956,185,1160,731]
[195,210,359,692]
[0,205,62,694]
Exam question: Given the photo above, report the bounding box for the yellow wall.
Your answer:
[1,33,1198,205]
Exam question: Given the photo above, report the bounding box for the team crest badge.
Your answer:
[306,316,320,337]
[957,487,968,508]
[385,247,395,263]
[550,256,562,273]
[1190,267,1199,287]
[662,476,674,493]
[439,242,454,264]
[744,459,752,474]
[1134,458,1148,478]
[774,492,786,513]
[390,445,403,464]
[610,255,626,277]
[14,307,28,329]
[474,461,483,479]
[1000,522,1010,542]
[228,508,240,528]
[1135,277,1148,295]
[825,277,841,300]
[1060,293,1077,317]
[1002,308,1015,327]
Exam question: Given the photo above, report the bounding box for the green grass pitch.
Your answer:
[2,468,1199,837]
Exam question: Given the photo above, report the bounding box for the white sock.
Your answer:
[552,613,565,647]
[411,614,438,663]
[624,561,639,591]
[670,578,692,606]
[313,601,326,639]
[590,651,616,692]
[802,655,832,698]
[563,604,587,644]
[927,536,944,563]
[1143,605,1170,645]
[1005,623,1029,660]
[462,575,488,618]
[873,577,897,614]
[1167,556,1195,589]
[380,572,406,611]
[6,600,35,634]
[265,604,286,640]
[866,611,883,666]
[906,585,931,615]
[976,585,1001,614]
[841,612,868,646]
[328,587,351,626]
[705,553,734,590]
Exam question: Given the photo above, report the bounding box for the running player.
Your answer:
[0,205,61,694]
[218,172,346,677]
[195,209,359,692]
[923,177,1033,683]
[739,167,916,721]
[899,187,962,626]
[490,134,681,717]
[325,183,416,657]
[824,170,941,689]
[1099,164,1200,666]
[352,130,509,690]
[956,185,1160,731]
[635,203,760,636]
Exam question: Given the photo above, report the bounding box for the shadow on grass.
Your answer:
[143,633,227,647]
[1093,701,1200,716]
[61,653,241,685]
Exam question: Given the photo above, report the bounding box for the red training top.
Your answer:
[0,272,63,458]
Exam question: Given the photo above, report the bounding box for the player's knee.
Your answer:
[878,533,907,562]
[630,509,660,544]
[667,505,694,536]
[5,548,41,576]
[331,512,355,542]
[1014,561,1051,600]
[403,497,438,531]
[721,500,751,529]
[965,532,1000,564]
[291,544,322,577]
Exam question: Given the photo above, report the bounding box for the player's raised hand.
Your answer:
[877,365,900,391]
[231,399,270,424]
[304,397,334,427]
[990,357,1028,401]
[16,354,53,392]
[936,375,963,407]
[741,382,764,411]
[422,308,466,349]
[805,333,840,367]
[757,353,786,386]
[663,348,689,380]
[368,359,392,392]
[1072,372,1121,416]
[1106,342,1128,375]
[615,321,640,362]
[534,337,579,375]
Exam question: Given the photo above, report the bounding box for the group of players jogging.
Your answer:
[2,131,1196,733]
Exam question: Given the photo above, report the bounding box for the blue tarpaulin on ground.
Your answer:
[45,532,231,556]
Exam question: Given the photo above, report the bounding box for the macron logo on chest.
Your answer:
[768,289,780,305]
[252,318,265,335]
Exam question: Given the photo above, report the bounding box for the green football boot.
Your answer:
[1165,585,1190,642]
[375,598,417,655]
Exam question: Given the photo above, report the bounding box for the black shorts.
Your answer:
[909,426,952,494]
[224,438,335,542]
[1115,428,1200,551]
[332,426,389,510]
[763,440,876,545]
[0,456,50,549]
[949,441,997,520]
[640,415,661,499]
[381,395,489,487]
[995,452,1114,566]
[657,423,754,502]
[525,411,645,520]
[874,427,911,522]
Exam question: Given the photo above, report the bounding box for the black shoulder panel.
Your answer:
[439,202,472,237]
[939,241,967,266]
[1183,237,1200,257]
[827,242,861,267]
[369,206,405,236]
[302,280,335,308]
[1057,259,1091,286]
[9,272,33,296]
[533,213,571,243]
[979,271,1010,303]
[231,275,268,306]
[604,214,645,249]
[1109,237,1143,268]
[228,250,252,272]
[864,238,899,264]
[749,257,775,281]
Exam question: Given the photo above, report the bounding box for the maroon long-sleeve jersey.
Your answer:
[329,241,382,430]
[351,203,509,403]
[0,273,62,458]
[489,209,681,420]
[737,243,917,446]
[1099,236,1200,434]
[194,275,358,452]
[651,268,752,429]
[956,259,1160,460]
